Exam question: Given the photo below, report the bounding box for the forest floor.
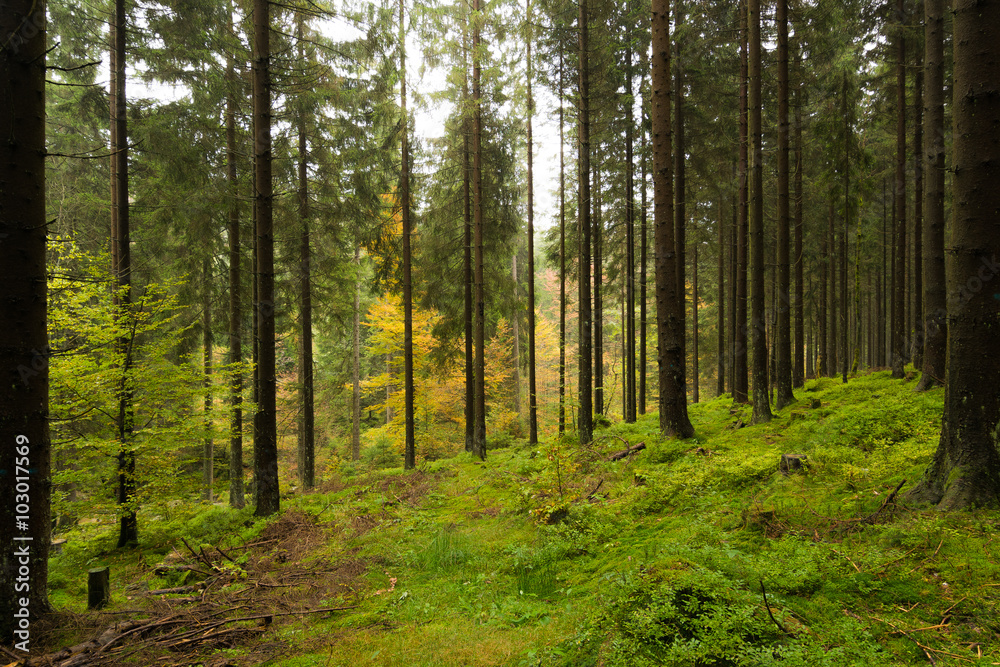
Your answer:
[23,369,1000,666]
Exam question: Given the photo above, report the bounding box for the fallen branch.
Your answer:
[608,442,646,461]
[760,581,791,637]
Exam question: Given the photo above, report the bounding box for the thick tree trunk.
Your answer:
[828,200,838,377]
[652,0,694,437]
[775,0,793,408]
[891,0,907,379]
[818,220,827,377]
[749,0,772,424]
[400,0,416,469]
[0,0,52,634]
[908,0,1000,508]
[692,243,699,403]
[674,1,688,406]
[578,0,594,444]
[793,51,804,387]
[252,0,279,517]
[916,0,945,391]
[734,0,750,404]
[472,0,487,458]
[225,13,244,507]
[841,74,850,384]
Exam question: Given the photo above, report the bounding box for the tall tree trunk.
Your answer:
[652,0,694,437]
[673,0,687,405]
[775,0,793,408]
[225,8,244,507]
[203,259,214,501]
[352,247,361,460]
[692,243,699,403]
[463,16,474,451]
[0,0,52,633]
[526,2,538,443]
[841,74,850,383]
[252,0,279,517]
[112,0,138,546]
[625,42,637,422]
[749,0,772,424]
[828,200,838,377]
[729,192,737,392]
[916,0,945,391]
[793,48,805,388]
[891,0,907,379]
[818,219,827,377]
[558,46,567,435]
[908,0,1000,508]
[472,0,487,459]
[400,0,416,469]
[717,199,726,397]
[297,19,315,487]
[578,0,594,444]
[639,51,649,415]
[594,163,604,416]
[734,0,750,404]
[512,254,521,414]
[912,34,924,370]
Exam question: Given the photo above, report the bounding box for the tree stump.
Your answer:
[88,567,110,609]
[810,399,821,409]
[779,454,807,475]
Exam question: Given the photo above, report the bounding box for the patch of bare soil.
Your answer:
[23,512,370,667]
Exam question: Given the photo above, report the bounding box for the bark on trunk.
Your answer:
[775,0,793,408]
[749,0,772,424]
[891,0,907,379]
[526,5,538,442]
[578,0,594,444]
[734,0,750,404]
[652,0,694,437]
[297,22,315,487]
[916,0,945,391]
[472,0,487,458]
[0,0,52,632]
[253,0,279,516]
[908,0,1000,508]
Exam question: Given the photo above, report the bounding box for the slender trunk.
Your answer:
[297,18,315,487]
[352,247,361,460]
[400,0,416,469]
[912,32,924,369]
[463,16,474,450]
[558,47,567,434]
[0,0,53,629]
[717,198,726,397]
[252,0,279,516]
[673,0,687,405]
[692,243,699,403]
[594,163,604,416]
[652,0,694,437]
[828,199,838,377]
[526,3,538,442]
[734,0,749,404]
[472,0,487,458]
[639,52,649,414]
[818,219,827,377]
[841,74,850,384]
[775,0,793,408]
[625,43,637,422]
[793,49,804,387]
[203,259,213,501]
[749,0,771,423]
[225,8,244,507]
[112,0,138,546]
[916,0,945,391]
[512,254,521,414]
[891,0,907,379]
[578,0,594,444]
[729,191,737,393]
[908,0,1000,508]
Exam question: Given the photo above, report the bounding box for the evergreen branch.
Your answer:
[47,60,102,72]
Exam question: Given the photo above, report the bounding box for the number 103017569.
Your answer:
[14,435,30,524]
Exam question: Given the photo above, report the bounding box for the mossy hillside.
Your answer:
[44,370,1000,665]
